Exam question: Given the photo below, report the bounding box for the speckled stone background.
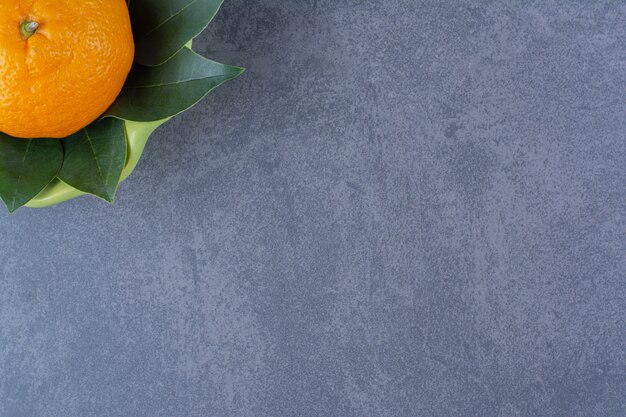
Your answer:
[1,1,624,416]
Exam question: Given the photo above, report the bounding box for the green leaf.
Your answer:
[0,135,63,213]
[130,0,223,66]
[58,118,128,203]
[105,47,244,122]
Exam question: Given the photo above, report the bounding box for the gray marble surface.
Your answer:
[0,1,624,416]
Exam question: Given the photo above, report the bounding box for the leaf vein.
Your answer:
[141,0,201,39]
[124,74,234,89]
[84,129,109,196]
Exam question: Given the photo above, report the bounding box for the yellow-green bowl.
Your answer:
[25,118,167,208]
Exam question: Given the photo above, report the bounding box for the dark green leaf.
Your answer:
[130,0,223,66]
[58,118,127,203]
[0,135,63,213]
[105,47,244,122]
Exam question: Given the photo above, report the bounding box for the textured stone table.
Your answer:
[0,1,624,416]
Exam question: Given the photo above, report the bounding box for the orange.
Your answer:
[0,0,134,138]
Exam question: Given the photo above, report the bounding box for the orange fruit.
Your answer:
[0,0,134,138]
